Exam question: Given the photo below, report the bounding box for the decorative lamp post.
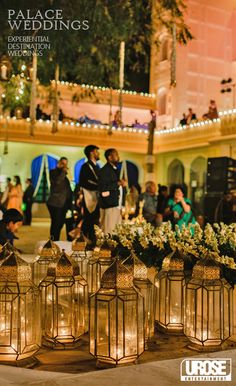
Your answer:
[33,239,60,285]
[184,257,233,351]
[70,233,92,281]
[88,241,113,293]
[155,249,185,334]
[0,252,41,362]
[40,250,88,348]
[90,258,145,366]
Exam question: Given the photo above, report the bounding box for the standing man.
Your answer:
[98,148,127,234]
[47,157,72,240]
[23,178,34,225]
[79,145,100,246]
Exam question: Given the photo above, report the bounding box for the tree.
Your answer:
[0,0,151,91]
[153,0,193,86]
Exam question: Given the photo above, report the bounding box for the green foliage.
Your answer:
[2,74,31,111]
[154,0,193,45]
[0,0,151,90]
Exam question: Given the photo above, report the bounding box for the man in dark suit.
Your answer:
[79,145,100,246]
[23,178,34,225]
[47,157,72,240]
[98,148,127,234]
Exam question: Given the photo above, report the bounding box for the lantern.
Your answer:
[40,250,88,348]
[70,234,92,281]
[90,258,145,366]
[184,257,233,351]
[87,241,113,293]
[33,239,60,285]
[123,253,155,343]
[0,252,41,362]
[155,249,185,334]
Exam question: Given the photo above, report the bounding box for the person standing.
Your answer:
[79,145,100,246]
[23,178,34,225]
[7,175,23,213]
[98,148,127,234]
[1,178,13,209]
[47,157,72,241]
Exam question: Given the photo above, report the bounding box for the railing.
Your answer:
[0,109,236,154]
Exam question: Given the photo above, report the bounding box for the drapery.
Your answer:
[118,160,139,188]
[31,155,44,197]
[31,154,59,197]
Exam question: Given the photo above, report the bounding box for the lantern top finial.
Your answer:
[101,258,133,289]
[0,252,31,281]
[38,239,60,260]
[47,249,80,278]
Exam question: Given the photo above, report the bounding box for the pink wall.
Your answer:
[175,0,236,121]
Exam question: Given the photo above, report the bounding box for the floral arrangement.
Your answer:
[95,220,236,284]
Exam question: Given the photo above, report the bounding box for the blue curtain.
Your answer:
[118,161,139,188]
[47,155,58,170]
[31,155,44,189]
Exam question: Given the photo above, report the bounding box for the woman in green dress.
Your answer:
[165,187,196,229]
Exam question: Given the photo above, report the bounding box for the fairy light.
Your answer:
[50,79,156,98]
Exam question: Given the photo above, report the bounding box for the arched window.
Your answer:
[31,154,59,203]
[160,38,168,61]
[190,156,207,214]
[117,160,139,188]
[158,87,167,115]
[168,159,185,186]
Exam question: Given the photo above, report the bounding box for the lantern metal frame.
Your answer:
[40,250,88,348]
[33,239,60,286]
[123,253,155,343]
[0,252,41,362]
[155,250,186,334]
[87,243,113,294]
[89,259,145,366]
[184,260,233,351]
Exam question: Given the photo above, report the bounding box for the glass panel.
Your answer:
[124,299,137,357]
[169,278,182,325]
[57,286,72,337]
[97,300,109,357]
[89,295,95,355]
[110,297,118,360]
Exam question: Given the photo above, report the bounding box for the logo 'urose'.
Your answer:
[180,358,231,381]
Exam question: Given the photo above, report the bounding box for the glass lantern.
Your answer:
[40,250,88,348]
[155,249,185,334]
[184,257,233,351]
[87,241,113,294]
[70,234,93,281]
[33,239,60,285]
[0,252,41,362]
[90,258,145,366]
[123,253,155,343]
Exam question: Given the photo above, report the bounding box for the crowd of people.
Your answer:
[180,100,219,126]
[0,145,235,248]
[42,145,197,247]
